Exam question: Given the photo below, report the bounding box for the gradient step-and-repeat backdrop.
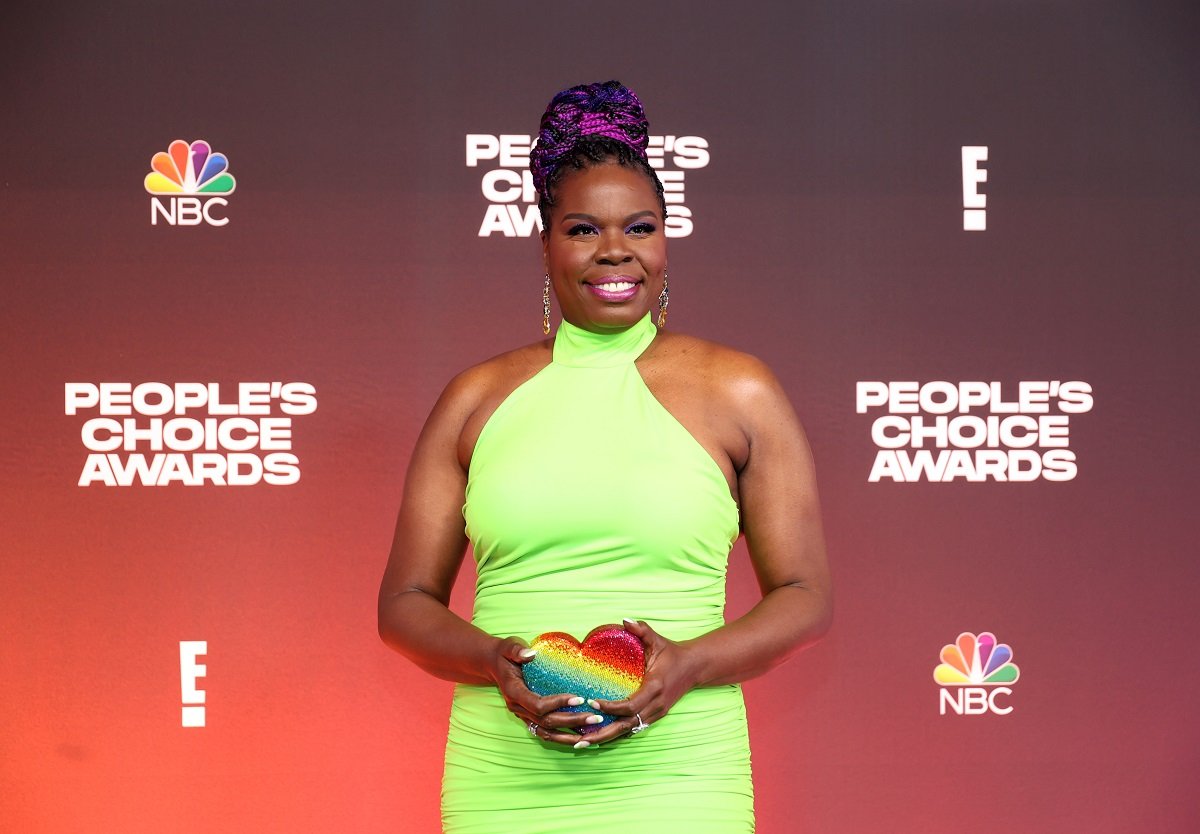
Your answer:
[2,2,1197,832]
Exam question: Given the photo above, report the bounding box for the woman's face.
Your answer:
[541,161,666,333]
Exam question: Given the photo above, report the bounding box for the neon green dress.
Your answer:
[444,312,753,833]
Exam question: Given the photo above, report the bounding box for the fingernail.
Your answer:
[585,715,604,724]
[567,696,585,706]
[519,648,537,658]
[573,740,590,749]
[587,699,601,710]
[623,617,637,626]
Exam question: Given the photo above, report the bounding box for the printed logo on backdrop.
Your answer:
[857,381,1093,482]
[145,139,236,226]
[466,134,710,238]
[962,145,988,231]
[180,641,207,728]
[935,631,1019,716]
[65,382,317,486]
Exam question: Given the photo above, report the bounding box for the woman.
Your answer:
[379,81,831,833]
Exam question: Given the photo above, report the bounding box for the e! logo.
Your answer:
[961,145,988,231]
[179,640,207,727]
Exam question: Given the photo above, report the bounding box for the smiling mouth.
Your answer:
[584,277,642,302]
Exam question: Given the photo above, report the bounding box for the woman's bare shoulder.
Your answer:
[441,339,552,407]
[434,339,553,467]
[649,330,783,402]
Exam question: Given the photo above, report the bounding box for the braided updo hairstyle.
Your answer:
[530,80,667,229]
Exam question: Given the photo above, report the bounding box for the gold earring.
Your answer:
[542,275,551,335]
[656,271,669,328]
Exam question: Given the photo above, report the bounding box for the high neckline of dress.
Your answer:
[552,313,657,368]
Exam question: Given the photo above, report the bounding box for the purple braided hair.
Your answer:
[530,80,665,226]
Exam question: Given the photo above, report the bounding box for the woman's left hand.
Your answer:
[577,618,700,744]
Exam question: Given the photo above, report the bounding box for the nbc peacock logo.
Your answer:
[934,631,1020,715]
[145,139,236,226]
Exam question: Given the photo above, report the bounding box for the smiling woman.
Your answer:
[378,80,832,833]
[543,163,667,332]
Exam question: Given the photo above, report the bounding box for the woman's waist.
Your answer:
[470,586,727,642]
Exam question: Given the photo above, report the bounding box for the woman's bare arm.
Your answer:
[585,351,831,742]
[377,369,502,685]
[377,359,601,744]
[682,352,831,686]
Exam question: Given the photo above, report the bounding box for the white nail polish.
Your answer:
[622,617,637,627]
[573,740,590,749]
[567,696,584,706]
[519,648,537,658]
[586,715,604,724]
[587,699,601,710]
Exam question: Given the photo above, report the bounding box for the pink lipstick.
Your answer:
[585,276,641,302]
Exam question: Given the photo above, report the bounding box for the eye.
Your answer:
[567,223,598,236]
[626,222,656,235]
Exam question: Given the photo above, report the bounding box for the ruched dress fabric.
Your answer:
[442,313,753,833]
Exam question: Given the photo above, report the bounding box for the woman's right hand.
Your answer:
[489,637,604,746]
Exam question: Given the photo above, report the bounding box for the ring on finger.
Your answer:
[630,713,650,735]
[528,721,540,736]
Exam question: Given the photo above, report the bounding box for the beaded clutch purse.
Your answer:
[521,625,646,733]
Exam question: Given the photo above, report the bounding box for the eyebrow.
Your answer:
[559,210,660,224]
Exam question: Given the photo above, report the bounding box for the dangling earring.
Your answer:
[656,271,669,328]
[542,274,551,335]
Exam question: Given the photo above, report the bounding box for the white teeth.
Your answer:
[598,281,635,292]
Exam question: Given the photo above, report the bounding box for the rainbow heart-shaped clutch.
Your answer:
[521,625,646,733]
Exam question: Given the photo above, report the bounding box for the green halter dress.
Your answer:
[443,313,753,833]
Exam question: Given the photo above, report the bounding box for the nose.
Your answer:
[594,228,633,265]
